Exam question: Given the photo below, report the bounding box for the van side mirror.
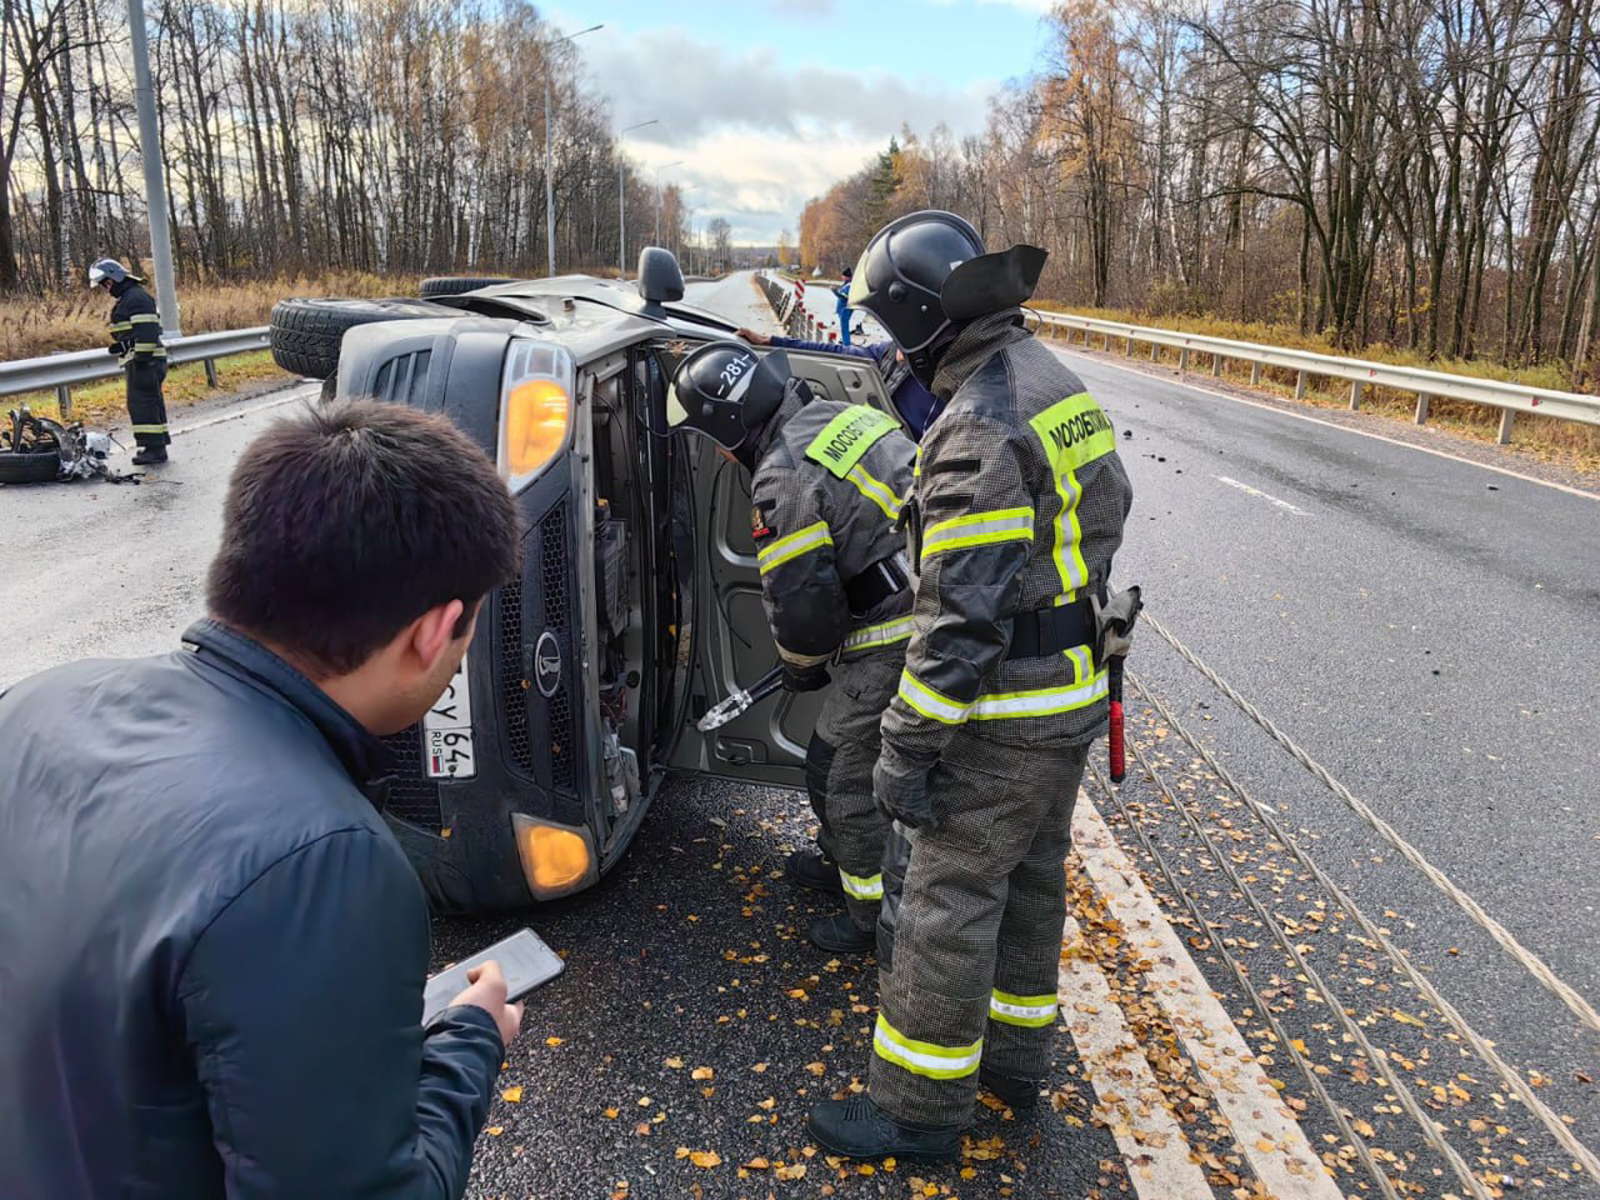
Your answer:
[637,248,685,316]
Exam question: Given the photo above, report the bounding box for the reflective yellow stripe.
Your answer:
[842,615,915,655]
[844,463,900,520]
[756,521,832,575]
[896,670,970,725]
[1065,644,1094,683]
[990,989,1058,1027]
[804,404,898,478]
[839,869,884,900]
[129,313,163,325]
[920,507,1034,562]
[970,670,1108,720]
[130,424,169,434]
[872,1015,982,1080]
[1029,393,1115,597]
[109,321,133,333]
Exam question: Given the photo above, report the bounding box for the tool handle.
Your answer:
[1108,700,1126,783]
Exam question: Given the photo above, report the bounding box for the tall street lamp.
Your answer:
[617,119,659,278]
[545,23,603,276]
[654,161,684,246]
[126,0,179,332]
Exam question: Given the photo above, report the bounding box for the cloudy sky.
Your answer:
[547,0,1055,244]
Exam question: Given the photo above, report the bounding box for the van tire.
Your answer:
[269,297,452,380]
[419,276,517,299]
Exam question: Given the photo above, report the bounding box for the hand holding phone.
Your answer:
[424,927,564,1032]
[449,961,524,1047]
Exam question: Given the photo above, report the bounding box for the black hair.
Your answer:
[207,399,521,676]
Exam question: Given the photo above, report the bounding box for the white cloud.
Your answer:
[584,27,995,243]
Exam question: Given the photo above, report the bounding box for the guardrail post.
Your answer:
[1497,409,1515,444]
[1349,381,1363,411]
[1103,333,1112,351]
[1178,347,1189,373]
[1294,370,1307,400]
[57,384,73,420]
[1211,353,1222,378]
[204,358,219,389]
[1150,341,1158,362]
[1250,361,1262,386]
[1125,337,1133,356]
[1414,393,1431,425]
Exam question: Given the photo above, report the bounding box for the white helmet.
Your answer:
[88,258,129,288]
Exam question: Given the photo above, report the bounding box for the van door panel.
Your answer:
[670,347,901,788]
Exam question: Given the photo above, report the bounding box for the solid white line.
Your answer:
[1215,474,1310,515]
[1073,798,1343,1199]
[1049,344,1600,502]
[1059,908,1214,1200]
[170,388,310,439]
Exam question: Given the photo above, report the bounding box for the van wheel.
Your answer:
[268,297,452,380]
[419,276,517,299]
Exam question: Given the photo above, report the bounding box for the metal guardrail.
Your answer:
[1027,310,1600,443]
[0,326,271,417]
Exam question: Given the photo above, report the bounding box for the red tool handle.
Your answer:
[1108,700,1126,783]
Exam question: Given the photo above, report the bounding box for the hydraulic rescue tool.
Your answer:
[697,665,785,732]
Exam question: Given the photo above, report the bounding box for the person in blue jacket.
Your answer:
[736,325,943,439]
[835,266,856,346]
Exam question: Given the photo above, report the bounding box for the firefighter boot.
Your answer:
[809,913,874,955]
[807,1095,961,1163]
[133,446,168,466]
[979,1065,1041,1112]
[785,849,844,896]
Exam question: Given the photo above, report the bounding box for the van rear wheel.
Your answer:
[269,297,453,380]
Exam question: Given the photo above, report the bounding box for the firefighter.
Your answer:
[90,258,170,465]
[672,342,916,955]
[807,211,1134,1159]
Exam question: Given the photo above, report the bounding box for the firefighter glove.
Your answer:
[782,661,831,693]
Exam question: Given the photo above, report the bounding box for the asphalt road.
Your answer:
[4,272,1596,1198]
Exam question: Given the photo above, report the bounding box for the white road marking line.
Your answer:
[170,388,311,439]
[1215,474,1310,515]
[1050,344,1600,502]
[1059,909,1215,1200]
[1073,797,1343,1199]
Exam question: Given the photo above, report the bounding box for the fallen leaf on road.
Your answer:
[500,1087,523,1103]
[745,1157,770,1170]
[692,1066,714,1081]
[545,1037,563,1047]
[666,1057,684,1069]
[774,1163,806,1180]
[603,1107,619,1119]
[805,1061,826,1076]
[689,1150,722,1168]
[486,1125,503,1136]
[751,1062,769,1073]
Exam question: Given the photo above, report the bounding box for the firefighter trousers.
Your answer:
[125,359,169,448]
[869,731,1089,1128]
[805,647,901,930]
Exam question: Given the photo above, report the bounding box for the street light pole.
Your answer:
[654,160,683,246]
[544,23,602,277]
[617,119,659,279]
[126,0,179,334]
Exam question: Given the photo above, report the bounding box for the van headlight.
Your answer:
[499,341,575,491]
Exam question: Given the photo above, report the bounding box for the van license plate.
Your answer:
[423,661,476,780]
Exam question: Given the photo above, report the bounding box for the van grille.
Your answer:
[540,503,575,791]
[499,578,534,773]
[379,724,443,832]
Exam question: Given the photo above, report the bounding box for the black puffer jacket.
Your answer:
[0,620,503,1200]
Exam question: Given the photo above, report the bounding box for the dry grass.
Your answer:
[9,351,285,429]
[0,270,427,362]
[1034,301,1600,471]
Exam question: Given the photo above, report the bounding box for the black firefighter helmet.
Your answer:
[847,210,1047,386]
[671,341,796,457]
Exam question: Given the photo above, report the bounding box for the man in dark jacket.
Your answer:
[90,257,170,465]
[735,325,942,438]
[0,400,524,1199]
[673,342,915,955]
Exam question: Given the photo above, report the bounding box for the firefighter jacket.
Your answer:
[106,278,166,366]
[881,310,1133,765]
[748,386,917,668]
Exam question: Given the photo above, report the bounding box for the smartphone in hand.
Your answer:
[423,928,563,1026]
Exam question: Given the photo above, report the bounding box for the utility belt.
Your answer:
[1005,586,1106,662]
[843,555,909,616]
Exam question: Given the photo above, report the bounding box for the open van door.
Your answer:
[667,347,906,787]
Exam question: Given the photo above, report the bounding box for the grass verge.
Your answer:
[8,351,289,429]
[1034,303,1600,472]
